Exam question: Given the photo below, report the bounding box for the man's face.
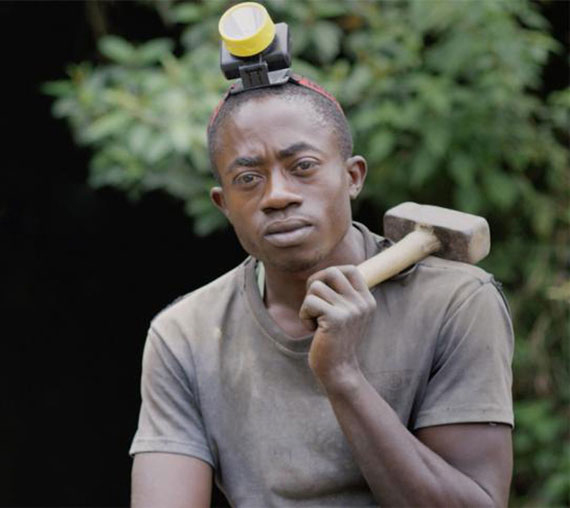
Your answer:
[210,95,366,273]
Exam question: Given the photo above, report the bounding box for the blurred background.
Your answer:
[2,0,568,506]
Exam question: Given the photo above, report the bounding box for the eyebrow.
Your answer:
[225,142,323,175]
[277,142,323,160]
[226,155,264,175]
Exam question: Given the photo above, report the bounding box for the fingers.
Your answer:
[299,292,335,321]
[307,265,373,303]
[299,265,376,321]
[307,265,371,299]
[307,278,346,306]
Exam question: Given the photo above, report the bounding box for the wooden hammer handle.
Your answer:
[358,229,441,288]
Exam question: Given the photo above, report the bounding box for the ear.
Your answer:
[210,186,231,220]
[345,156,367,200]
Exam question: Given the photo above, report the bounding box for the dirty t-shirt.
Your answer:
[129,223,514,507]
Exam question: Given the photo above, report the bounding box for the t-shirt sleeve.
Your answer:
[129,326,215,468]
[414,280,514,430]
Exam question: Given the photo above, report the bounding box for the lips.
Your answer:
[263,219,313,247]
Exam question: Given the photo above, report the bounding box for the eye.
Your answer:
[233,172,261,187]
[293,159,318,173]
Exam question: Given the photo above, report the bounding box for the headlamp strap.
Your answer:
[208,73,343,129]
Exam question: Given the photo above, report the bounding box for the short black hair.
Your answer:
[207,82,353,178]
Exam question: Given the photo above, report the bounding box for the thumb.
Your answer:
[299,302,318,331]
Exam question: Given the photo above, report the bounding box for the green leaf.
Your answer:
[181,20,216,50]
[171,3,203,24]
[137,39,174,65]
[312,1,348,19]
[51,97,78,118]
[127,124,152,156]
[482,170,518,210]
[290,24,310,55]
[82,112,131,143]
[41,80,74,97]
[532,195,556,238]
[447,153,475,188]
[409,148,437,187]
[368,131,395,162]
[423,123,449,158]
[454,185,483,214]
[98,35,136,65]
[145,135,171,165]
[341,65,373,105]
[312,21,342,64]
[168,121,193,153]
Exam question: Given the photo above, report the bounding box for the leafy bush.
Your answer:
[44,0,569,505]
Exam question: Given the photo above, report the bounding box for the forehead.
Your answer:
[215,95,335,161]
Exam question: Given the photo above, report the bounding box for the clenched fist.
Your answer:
[299,265,376,387]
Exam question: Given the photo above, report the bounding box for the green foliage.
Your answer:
[44,0,569,504]
[43,20,229,235]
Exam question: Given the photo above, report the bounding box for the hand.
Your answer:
[299,265,376,387]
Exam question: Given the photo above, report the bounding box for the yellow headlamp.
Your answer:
[218,2,292,93]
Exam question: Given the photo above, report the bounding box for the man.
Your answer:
[130,79,514,507]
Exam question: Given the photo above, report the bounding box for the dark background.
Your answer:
[1,1,567,506]
[2,2,243,505]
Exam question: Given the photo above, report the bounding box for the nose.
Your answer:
[261,170,302,213]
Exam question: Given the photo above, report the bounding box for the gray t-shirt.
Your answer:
[130,223,514,507]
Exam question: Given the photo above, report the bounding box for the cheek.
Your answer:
[330,197,352,229]
[224,203,262,249]
[229,203,260,232]
[228,220,259,257]
[222,190,251,222]
[321,181,353,236]
[323,177,352,215]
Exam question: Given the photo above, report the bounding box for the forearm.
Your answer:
[322,369,497,507]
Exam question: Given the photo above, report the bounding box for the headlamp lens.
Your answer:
[219,2,276,57]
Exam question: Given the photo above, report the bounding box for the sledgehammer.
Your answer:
[358,202,490,288]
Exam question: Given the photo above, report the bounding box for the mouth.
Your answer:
[263,219,313,247]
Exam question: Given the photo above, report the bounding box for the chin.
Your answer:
[261,248,327,274]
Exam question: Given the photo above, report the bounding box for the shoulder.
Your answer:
[415,255,493,283]
[150,259,250,341]
[413,255,495,296]
[402,258,513,354]
[411,256,508,315]
[377,245,509,325]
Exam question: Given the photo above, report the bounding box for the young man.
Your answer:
[130,81,514,507]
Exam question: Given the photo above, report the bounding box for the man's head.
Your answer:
[207,82,353,178]
[208,82,367,273]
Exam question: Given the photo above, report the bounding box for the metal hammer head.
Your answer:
[383,202,490,264]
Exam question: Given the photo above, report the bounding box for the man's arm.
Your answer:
[130,326,217,507]
[300,265,513,506]
[131,453,212,508]
[417,423,512,505]
[323,369,512,506]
